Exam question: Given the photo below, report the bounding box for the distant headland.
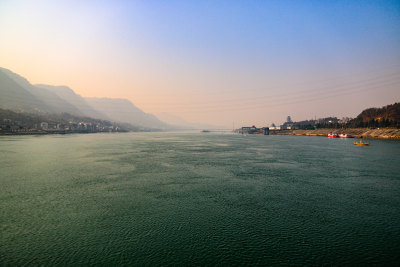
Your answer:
[237,103,400,139]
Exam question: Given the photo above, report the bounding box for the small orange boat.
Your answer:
[354,138,370,146]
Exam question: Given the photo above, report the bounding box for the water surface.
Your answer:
[1,133,400,265]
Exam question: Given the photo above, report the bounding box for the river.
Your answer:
[1,132,399,265]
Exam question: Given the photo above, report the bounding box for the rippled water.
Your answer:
[1,132,400,265]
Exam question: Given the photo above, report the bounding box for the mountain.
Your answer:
[0,70,47,112]
[0,67,202,130]
[85,98,170,129]
[35,85,172,129]
[0,67,83,115]
[35,84,108,120]
[0,67,169,129]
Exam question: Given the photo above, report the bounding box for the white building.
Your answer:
[40,122,48,130]
[270,126,281,130]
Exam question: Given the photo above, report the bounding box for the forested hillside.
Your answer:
[347,102,400,128]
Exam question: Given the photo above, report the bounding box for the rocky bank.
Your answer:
[273,128,400,139]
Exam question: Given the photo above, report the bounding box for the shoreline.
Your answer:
[2,128,400,140]
[0,130,129,136]
[272,128,400,139]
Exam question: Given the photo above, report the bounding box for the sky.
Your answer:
[0,0,399,127]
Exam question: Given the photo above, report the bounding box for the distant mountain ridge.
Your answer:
[0,67,170,129]
[35,84,108,120]
[85,98,169,129]
[0,67,80,115]
[0,70,46,112]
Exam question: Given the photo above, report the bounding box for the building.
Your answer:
[281,115,294,129]
[40,122,48,130]
[269,123,280,130]
[241,126,258,134]
[270,126,281,130]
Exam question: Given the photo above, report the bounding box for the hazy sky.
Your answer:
[1,0,399,127]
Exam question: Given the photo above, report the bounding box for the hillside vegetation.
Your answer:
[347,102,400,128]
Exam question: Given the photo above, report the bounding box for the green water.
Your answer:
[1,132,400,265]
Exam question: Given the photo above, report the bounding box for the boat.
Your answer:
[327,132,338,138]
[338,133,354,138]
[354,138,370,146]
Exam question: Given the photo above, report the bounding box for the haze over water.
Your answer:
[1,133,399,265]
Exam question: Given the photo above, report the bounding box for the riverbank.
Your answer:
[0,130,130,136]
[273,128,400,139]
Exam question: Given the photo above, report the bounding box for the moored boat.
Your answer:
[327,132,338,138]
[339,133,354,138]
